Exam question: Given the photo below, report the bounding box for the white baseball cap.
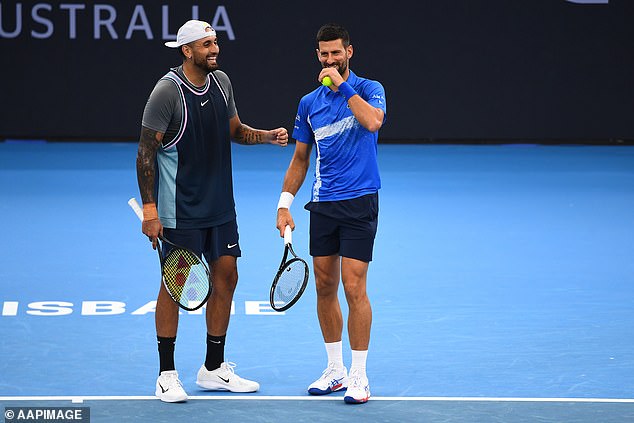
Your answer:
[165,20,216,48]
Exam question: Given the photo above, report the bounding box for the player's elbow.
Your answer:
[365,119,383,133]
[364,109,384,133]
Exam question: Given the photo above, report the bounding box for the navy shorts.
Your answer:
[162,219,241,263]
[304,193,379,262]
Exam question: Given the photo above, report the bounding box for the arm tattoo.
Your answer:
[234,123,263,145]
[136,127,163,204]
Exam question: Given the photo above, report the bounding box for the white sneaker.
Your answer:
[155,370,188,403]
[196,362,260,392]
[344,369,370,404]
[307,363,348,395]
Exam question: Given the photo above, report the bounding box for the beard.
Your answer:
[193,54,219,73]
[325,60,348,76]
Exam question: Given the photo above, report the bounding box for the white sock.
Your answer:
[350,349,368,376]
[325,341,344,368]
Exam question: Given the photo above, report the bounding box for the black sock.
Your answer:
[157,336,176,374]
[205,334,226,371]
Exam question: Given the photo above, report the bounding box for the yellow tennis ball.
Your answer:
[322,76,333,87]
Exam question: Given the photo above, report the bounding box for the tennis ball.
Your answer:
[322,76,333,87]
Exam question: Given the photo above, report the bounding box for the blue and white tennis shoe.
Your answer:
[344,369,371,404]
[307,363,348,395]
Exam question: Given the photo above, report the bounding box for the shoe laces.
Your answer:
[321,362,345,380]
[348,369,367,389]
[220,361,237,374]
[219,362,244,381]
[162,372,184,389]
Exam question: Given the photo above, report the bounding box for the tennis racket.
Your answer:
[270,225,309,312]
[128,198,211,311]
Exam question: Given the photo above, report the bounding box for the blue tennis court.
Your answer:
[1,141,633,422]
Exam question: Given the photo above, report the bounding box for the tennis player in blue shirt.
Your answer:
[276,23,386,404]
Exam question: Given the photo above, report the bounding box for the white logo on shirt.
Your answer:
[201,99,210,107]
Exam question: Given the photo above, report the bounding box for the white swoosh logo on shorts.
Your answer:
[227,243,238,248]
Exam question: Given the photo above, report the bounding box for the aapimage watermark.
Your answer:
[4,407,90,422]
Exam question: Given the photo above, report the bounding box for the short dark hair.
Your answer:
[316,23,350,48]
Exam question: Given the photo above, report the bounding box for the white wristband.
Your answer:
[277,192,294,209]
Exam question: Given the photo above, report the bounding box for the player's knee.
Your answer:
[224,272,239,292]
[213,271,238,297]
[315,277,339,297]
[342,280,368,303]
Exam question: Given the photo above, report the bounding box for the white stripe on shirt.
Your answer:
[313,116,358,142]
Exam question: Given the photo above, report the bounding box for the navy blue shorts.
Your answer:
[162,219,241,263]
[304,193,379,262]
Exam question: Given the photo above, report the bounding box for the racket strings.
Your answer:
[163,249,209,305]
[273,260,307,305]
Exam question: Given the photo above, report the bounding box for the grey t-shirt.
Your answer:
[141,66,238,145]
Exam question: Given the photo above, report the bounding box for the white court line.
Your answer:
[1,396,633,403]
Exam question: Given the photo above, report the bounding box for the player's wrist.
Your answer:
[338,82,357,101]
[277,192,294,209]
[143,203,158,221]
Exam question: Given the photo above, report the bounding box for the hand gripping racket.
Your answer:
[128,198,211,311]
[270,225,309,312]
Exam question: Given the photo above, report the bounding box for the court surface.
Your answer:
[1,141,633,422]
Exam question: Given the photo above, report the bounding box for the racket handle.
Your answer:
[128,197,144,221]
[284,225,292,246]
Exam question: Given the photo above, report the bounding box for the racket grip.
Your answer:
[128,198,144,221]
[284,225,292,246]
